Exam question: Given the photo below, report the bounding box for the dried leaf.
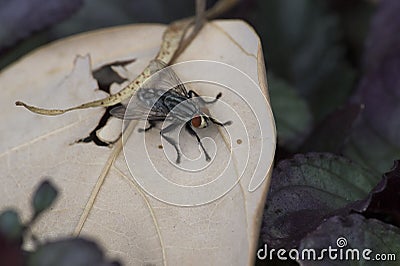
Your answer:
[0,21,275,265]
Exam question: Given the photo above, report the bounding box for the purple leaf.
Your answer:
[353,160,400,226]
[344,0,400,173]
[0,0,83,51]
[0,232,23,266]
[300,103,363,153]
[363,0,400,72]
[299,214,400,265]
[261,153,377,249]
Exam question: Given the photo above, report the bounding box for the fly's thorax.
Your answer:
[164,92,201,121]
[199,107,211,116]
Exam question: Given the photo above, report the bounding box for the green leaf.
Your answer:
[0,210,23,241]
[32,180,58,217]
[269,74,313,151]
[261,153,378,249]
[344,121,400,175]
[256,0,355,121]
[299,214,400,266]
[27,238,120,266]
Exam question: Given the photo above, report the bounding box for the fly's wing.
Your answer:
[109,104,168,121]
[146,59,189,97]
[110,59,186,121]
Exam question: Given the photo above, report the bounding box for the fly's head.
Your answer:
[191,116,209,129]
[190,107,210,129]
[190,106,232,129]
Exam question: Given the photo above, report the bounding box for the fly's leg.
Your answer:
[138,120,156,132]
[160,122,182,163]
[209,117,232,127]
[188,90,222,104]
[185,123,211,162]
[188,90,232,127]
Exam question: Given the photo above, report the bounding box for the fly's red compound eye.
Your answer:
[191,115,208,128]
[191,116,202,128]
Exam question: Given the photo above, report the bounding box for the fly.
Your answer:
[110,60,231,163]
